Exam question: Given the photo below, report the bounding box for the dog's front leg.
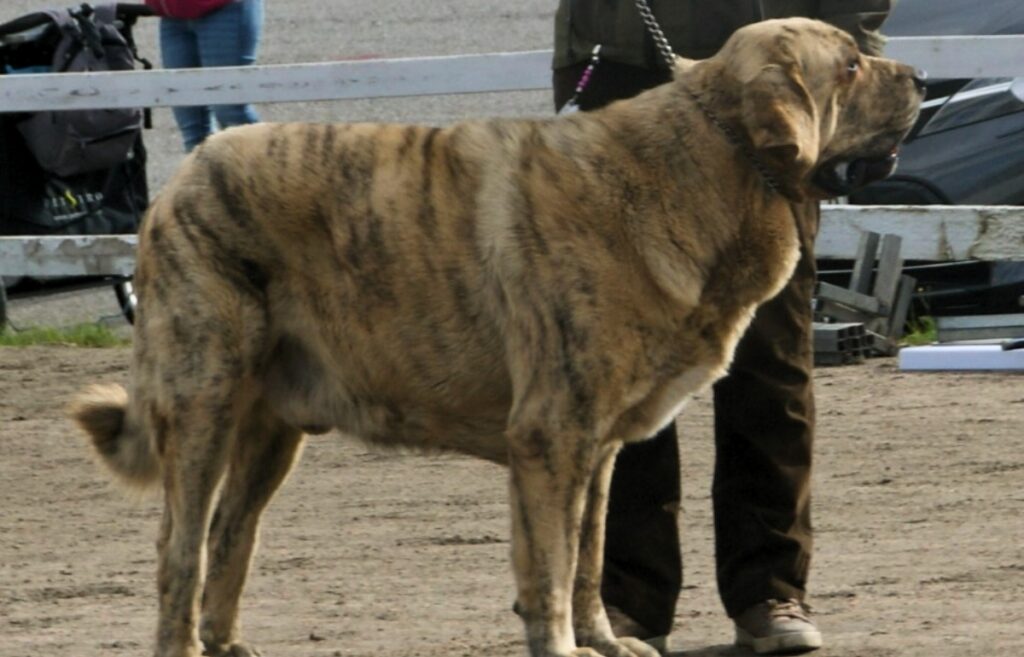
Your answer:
[507,422,594,657]
[573,443,661,657]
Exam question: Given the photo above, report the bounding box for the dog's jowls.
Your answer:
[72,18,923,657]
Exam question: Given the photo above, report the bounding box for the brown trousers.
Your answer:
[554,60,817,635]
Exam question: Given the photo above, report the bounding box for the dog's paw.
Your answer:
[615,637,662,657]
[202,641,262,657]
[575,637,661,657]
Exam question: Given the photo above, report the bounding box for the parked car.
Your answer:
[822,0,1024,317]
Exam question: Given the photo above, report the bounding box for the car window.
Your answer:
[920,78,1024,135]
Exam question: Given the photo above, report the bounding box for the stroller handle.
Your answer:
[0,3,154,39]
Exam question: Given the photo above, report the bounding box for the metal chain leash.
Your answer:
[633,0,677,71]
[632,0,781,193]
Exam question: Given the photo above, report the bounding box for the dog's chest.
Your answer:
[611,362,723,444]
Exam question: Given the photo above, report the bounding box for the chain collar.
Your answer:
[681,85,783,194]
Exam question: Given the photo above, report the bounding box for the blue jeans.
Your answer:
[159,0,263,152]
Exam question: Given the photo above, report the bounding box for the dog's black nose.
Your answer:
[912,69,928,92]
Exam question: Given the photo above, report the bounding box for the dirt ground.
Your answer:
[0,346,1021,657]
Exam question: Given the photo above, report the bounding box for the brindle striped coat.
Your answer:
[72,18,922,657]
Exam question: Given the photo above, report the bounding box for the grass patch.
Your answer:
[0,323,129,348]
[902,316,937,346]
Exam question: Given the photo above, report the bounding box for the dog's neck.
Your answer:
[679,81,783,195]
[591,76,787,206]
[671,60,808,202]
[557,70,801,309]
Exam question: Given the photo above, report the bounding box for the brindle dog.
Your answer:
[72,18,923,657]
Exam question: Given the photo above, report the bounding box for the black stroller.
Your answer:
[0,2,152,326]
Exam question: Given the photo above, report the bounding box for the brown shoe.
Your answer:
[606,605,669,655]
[733,599,822,655]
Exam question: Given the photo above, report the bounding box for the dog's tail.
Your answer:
[70,384,160,489]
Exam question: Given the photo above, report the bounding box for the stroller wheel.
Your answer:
[114,278,136,324]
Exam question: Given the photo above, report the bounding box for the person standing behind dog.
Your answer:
[552,1,893,654]
[145,0,264,152]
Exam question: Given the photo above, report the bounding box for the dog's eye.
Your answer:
[846,59,860,75]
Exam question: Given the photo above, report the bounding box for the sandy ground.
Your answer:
[1,347,1022,657]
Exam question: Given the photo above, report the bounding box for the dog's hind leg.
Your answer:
[199,404,304,657]
[153,398,237,657]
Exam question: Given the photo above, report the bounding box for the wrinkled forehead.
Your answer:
[719,17,859,78]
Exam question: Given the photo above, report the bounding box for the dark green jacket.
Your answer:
[553,0,892,69]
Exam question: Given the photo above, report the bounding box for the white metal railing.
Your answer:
[0,37,1022,111]
[1,35,1023,280]
[0,37,1022,112]
[2,206,1023,278]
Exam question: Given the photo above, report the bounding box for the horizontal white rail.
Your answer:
[0,51,553,112]
[0,234,136,277]
[0,36,1021,112]
[2,206,1022,279]
[816,205,1024,261]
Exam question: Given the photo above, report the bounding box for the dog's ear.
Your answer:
[741,64,819,181]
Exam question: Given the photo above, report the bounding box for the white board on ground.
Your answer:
[899,344,1024,371]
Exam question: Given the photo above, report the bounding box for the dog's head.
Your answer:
[703,17,925,200]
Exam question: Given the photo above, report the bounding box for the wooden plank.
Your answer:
[888,274,917,341]
[0,34,1021,112]
[815,299,880,326]
[0,235,137,277]
[937,326,1024,343]
[872,234,904,310]
[0,51,554,112]
[935,312,1024,330]
[3,206,1024,279]
[815,281,882,315]
[900,344,1024,371]
[818,205,1024,261]
[935,313,1024,342]
[849,231,880,294]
